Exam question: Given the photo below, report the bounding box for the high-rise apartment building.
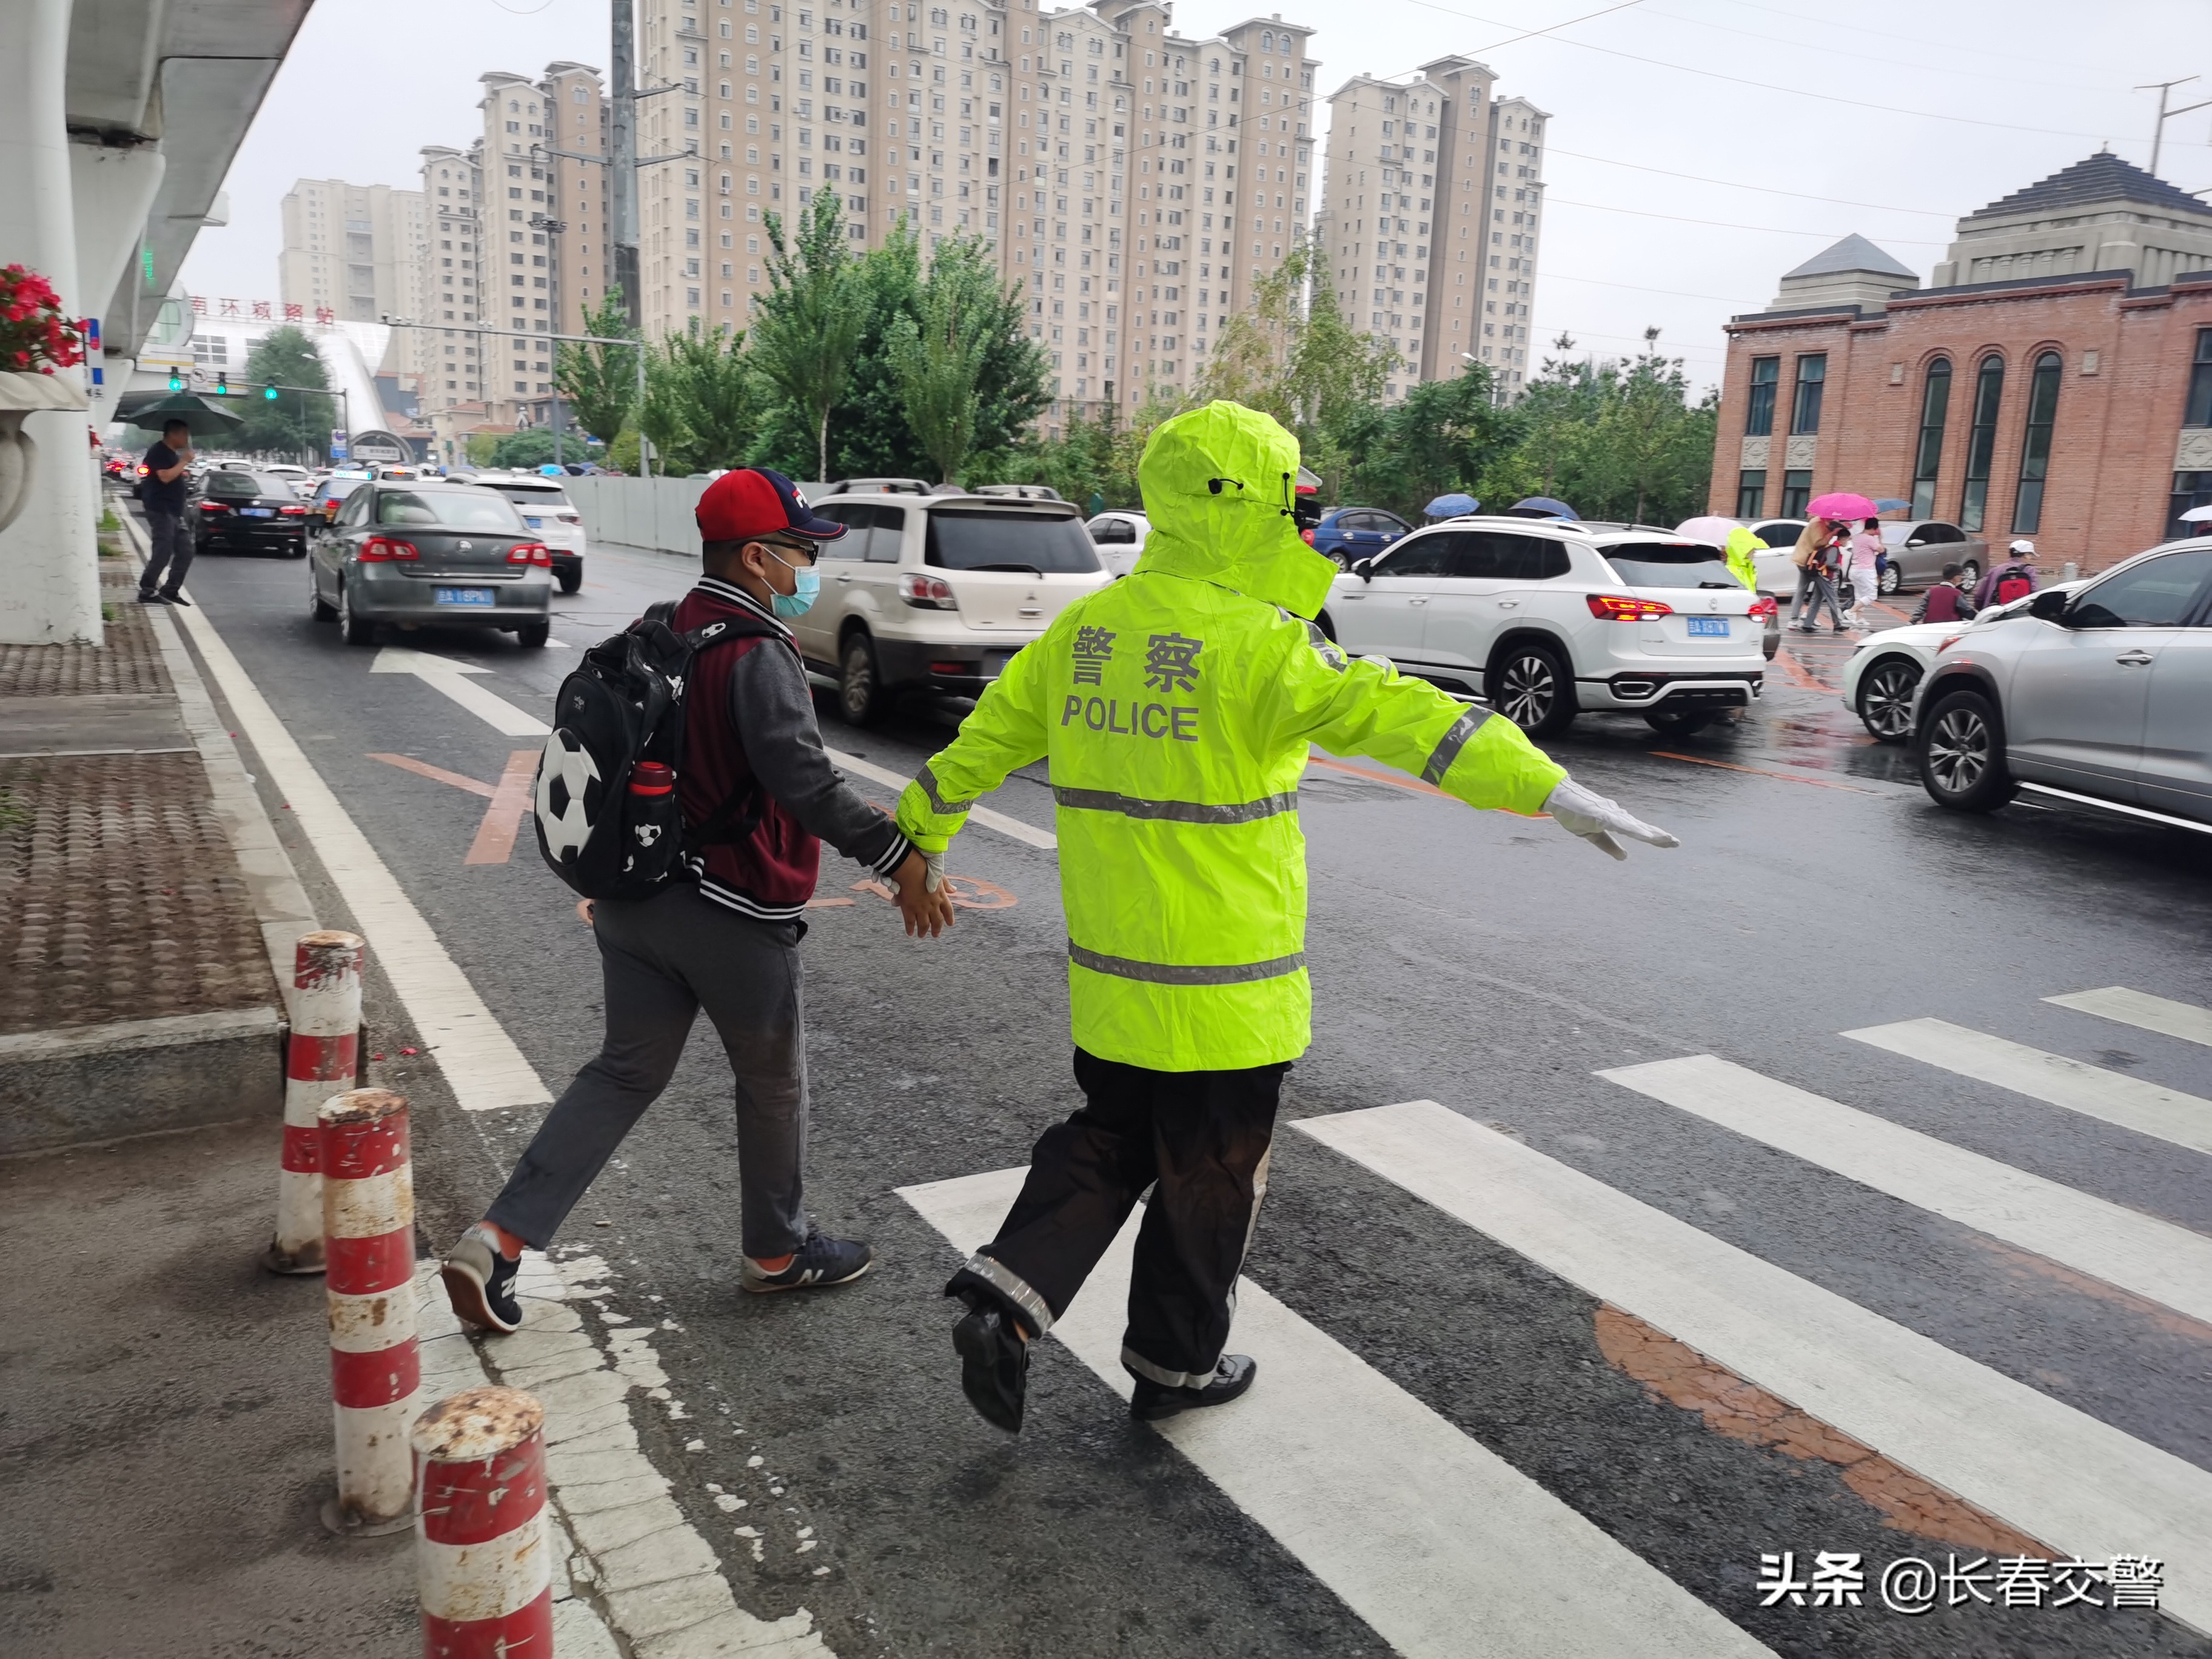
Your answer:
[412,64,616,451]
[629,0,1316,419]
[279,179,429,325]
[1316,57,1545,398]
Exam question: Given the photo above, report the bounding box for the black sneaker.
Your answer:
[135,591,165,604]
[1129,1353,1258,1422]
[952,1299,1030,1433]
[161,592,192,607]
[740,1229,874,1293]
[440,1222,522,1333]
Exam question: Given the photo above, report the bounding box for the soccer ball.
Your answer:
[535,729,602,859]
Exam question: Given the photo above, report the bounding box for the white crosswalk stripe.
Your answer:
[1845,1017,2212,1156]
[1599,1054,2212,1326]
[899,1167,1774,1659]
[1294,1100,2212,1636]
[2048,985,2212,1051]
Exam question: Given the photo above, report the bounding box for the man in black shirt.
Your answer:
[138,418,196,605]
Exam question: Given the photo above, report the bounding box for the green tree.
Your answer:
[486,429,603,471]
[238,326,336,461]
[885,235,1003,484]
[555,286,641,450]
[653,324,758,471]
[749,189,866,479]
[1342,366,1522,516]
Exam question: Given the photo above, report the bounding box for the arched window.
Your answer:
[1910,357,1951,518]
[1960,355,2005,532]
[2012,351,2062,534]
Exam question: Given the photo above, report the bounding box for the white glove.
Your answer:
[922,852,947,894]
[1543,777,1680,861]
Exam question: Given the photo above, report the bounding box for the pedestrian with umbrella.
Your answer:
[125,392,247,607]
[1676,514,1761,592]
[1424,492,1480,521]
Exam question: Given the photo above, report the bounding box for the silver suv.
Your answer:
[800,488,1110,723]
[1914,542,2212,828]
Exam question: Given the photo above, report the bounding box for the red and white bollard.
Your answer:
[320,1087,420,1535]
[412,1388,554,1654]
[266,930,366,1276]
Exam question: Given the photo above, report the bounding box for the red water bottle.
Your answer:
[629,761,675,797]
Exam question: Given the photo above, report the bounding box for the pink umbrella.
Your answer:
[1806,491,1879,521]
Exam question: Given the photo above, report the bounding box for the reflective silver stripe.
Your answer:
[1420,707,1493,786]
[1304,619,1349,672]
[915,762,971,817]
[962,1252,1054,1335]
[1068,942,1307,985]
[1122,1346,1215,1390]
[1052,786,1298,825]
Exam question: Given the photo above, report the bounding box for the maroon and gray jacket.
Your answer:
[667,575,911,923]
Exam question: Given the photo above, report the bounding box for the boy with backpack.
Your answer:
[1912,563,1980,625]
[441,468,954,1334]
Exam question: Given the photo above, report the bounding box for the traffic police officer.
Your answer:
[896,401,1677,1431]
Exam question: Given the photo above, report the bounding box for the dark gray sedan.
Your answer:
[308,480,552,648]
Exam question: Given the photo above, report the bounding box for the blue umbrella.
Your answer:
[1871,497,1909,513]
[1425,492,1479,518]
[1507,495,1578,520]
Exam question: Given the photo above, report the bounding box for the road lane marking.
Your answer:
[1304,751,1450,799]
[826,748,1059,850]
[1647,751,1880,794]
[165,603,551,1112]
[1294,1100,2212,1635]
[1599,1055,2212,1325]
[2048,987,2212,1051]
[1846,1017,2212,1157]
[368,751,498,799]
[899,1167,1773,1659]
[468,750,543,866]
[370,645,552,737]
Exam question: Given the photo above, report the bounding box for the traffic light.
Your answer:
[167,371,183,391]
[213,372,229,395]
[264,384,280,401]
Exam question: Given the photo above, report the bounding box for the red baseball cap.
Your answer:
[695,467,847,543]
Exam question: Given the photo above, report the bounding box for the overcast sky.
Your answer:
[183,0,2212,393]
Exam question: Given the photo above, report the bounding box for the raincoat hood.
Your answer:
[1131,401,1338,620]
[1724,526,1763,561]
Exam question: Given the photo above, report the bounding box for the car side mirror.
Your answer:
[1353,558,1374,581]
[1905,538,1925,548]
[2028,589,2071,622]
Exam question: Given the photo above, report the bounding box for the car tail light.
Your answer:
[1586,593,1674,621]
[557,511,581,523]
[899,572,957,609]
[278,504,307,516]
[358,535,420,561]
[1748,595,1778,620]
[507,541,553,568]
[199,501,230,512]
[1301,527,1316,546]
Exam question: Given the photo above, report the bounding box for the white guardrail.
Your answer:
[562,475,716,558]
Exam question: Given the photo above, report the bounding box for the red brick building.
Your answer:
[1708,155,2212,573]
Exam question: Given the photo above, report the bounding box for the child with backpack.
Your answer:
[441,468,954,1335]
[1973,541,2040,609]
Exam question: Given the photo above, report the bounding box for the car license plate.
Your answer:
[435,588,495,608]
[525,516,543,528]
[1687,617,1730,637]
[241,506,273,517]
[984,650,1014,677]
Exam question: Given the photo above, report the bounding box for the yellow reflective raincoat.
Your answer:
[894,402,1566,1071]
[1724,526,1762,592]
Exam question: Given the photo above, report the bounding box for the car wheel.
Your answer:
[1643,708,1713,737]
[1957,559,1981,589]
[1330,549,1353,571]
[1489,642,1577,737]
[288,543,307,560]
[309,565,336,622]
[839,631,886,726]
[1856,657,1920,743]
[1917,688,2014,812]
[556,568,581,595]
[515,622,550,648]
[1879,563,1902,595]
[338,578,375,646]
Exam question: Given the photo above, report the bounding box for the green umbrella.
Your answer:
[116,390,247,435]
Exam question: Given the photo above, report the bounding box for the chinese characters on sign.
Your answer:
[1144,632,1204,693]
[186,297,335,326]
[1071,625,1116,686]
[1757,1552,2162,1615]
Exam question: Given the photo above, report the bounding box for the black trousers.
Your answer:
[950,1048,1287,1389]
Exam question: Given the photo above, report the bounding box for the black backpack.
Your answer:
[532,600,763,902]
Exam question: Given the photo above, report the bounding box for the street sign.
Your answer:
[330,429,349,461]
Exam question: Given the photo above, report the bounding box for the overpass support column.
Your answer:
[0,0,102,646]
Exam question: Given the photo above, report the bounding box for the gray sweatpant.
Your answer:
[487,883,809,1258]
[139,508,193,597]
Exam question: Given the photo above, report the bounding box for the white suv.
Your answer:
[1316,518,1771,736]
[802,489,1110,723]
[471,472,588,592]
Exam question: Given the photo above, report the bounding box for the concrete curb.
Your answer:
[0,1007,284,1156]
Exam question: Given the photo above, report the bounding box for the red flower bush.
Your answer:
[0,266,86,376]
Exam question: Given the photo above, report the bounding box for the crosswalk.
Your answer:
[901,985,2212,1653]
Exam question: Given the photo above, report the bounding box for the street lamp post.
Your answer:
[529,213,569,469]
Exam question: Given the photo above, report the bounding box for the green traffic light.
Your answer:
[214,374,228,395]
[167,373,183,390]
[264,385,280,401]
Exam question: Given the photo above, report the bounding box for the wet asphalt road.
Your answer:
[164,525,2212,1659]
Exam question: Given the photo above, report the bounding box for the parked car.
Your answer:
[1877,520,1988,594]
[308,480,552,648]
[1912,543,2212,826]
[1840,583,2079,742]
[820,477,934,497]
[1316,517,1770,736]
[972,483,1063,501]
[1084,509,1150,578]
[188,469,313,558]
[800,491,1111,724]
[1307,506,1413,570]
[469,471,588,593]
[260,463,312,492]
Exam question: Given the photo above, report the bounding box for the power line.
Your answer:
[1544,195,1949,243]
[1541,148,1957,218]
